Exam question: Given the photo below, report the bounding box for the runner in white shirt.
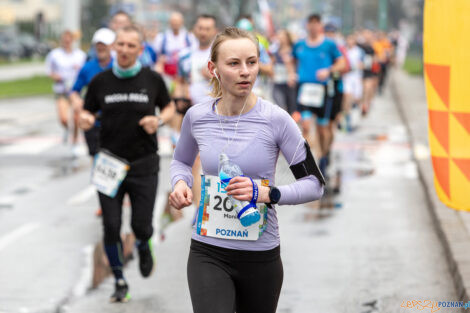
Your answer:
[45,30,86,146]
[343,34,364,131]
[178,14,217,105]
[172,14,217,215]
[153,11,195,82]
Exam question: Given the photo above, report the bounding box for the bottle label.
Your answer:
[196,175,269,241]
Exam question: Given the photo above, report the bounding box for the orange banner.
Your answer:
[424,0,470,210]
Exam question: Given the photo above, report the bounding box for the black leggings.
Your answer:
[99,173,158,245]
[187,239,283,313]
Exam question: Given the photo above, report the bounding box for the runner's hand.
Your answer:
[225,176,256,202]
[226,177,271,203]
[170,180,193,209]
[139,116,159,134]
[316,68,331,81]
[79,111,95,130]
[71,96,83,113]
[287,73,297,88]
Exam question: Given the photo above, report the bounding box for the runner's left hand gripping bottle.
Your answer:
[219,153,260,227]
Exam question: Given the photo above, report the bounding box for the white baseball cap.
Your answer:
[92,28,116,45]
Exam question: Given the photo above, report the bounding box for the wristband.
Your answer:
[236,177,259,219]
[157,117,165,128]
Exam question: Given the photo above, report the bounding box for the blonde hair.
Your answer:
[209,27,260,98]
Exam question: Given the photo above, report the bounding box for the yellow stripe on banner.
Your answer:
[450,114,470,158]
[450,160,470,211]
[429,130,448,158]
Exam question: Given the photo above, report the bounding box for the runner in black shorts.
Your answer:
[79,25,175,303]
[295,83,333,123]
[358,30,379,115]
[288,14,346,176]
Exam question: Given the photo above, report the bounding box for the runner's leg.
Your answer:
[56,96,69,128]
[234,256,283,313]
[99,185,126,281]
[188,241,236,313]
[127,174,158,277]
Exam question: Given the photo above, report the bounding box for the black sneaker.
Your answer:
[138,239,155,278]
[110,279,130,303]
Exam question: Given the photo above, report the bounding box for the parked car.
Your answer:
[17,33,51,58]
[0,32,24,61]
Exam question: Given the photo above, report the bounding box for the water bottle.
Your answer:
[219,153,260,227]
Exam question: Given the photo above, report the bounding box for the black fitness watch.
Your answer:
[268,186,281,205]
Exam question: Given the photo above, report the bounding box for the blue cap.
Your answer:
[235,18,254,32]
[324,23,337,33]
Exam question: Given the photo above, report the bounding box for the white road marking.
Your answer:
[0,222,41,252]
[0,137,59,155]
[72,245,94,298]
[152,192,168,245]
[0,195,16,207]
[67,185,96,206]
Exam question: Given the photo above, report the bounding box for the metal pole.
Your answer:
[378,0,388,30]
[62,0,81,46]
[311,0,319,13]
[343,0,353,34]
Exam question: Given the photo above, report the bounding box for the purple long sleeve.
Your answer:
[170,97,323,251]
[170,111,198,189]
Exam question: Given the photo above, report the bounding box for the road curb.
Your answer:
[390,69,470,302]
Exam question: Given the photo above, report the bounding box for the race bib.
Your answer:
[364,55,373,70]
[196,175,269,241]
[91,150,129,198]
[273,64,288,84]
[298,83,325,108]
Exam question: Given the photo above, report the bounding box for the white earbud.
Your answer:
[213,69,218,78]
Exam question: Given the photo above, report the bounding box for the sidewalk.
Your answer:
[391,68,470,301]
[0,62,45,82]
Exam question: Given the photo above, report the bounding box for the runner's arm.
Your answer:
[70,66,87,111]
[45,52,62,82]
[272,107,324,205]
[70,91,84,111]
[286,46,298,87]
[170,111,198,189]
[330,56,346,74]
[330,41,347,74]
[258,46,274,77]
[159,100,176,124]
[154,55,166,74]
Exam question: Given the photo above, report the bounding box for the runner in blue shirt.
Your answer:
[70,28,115,157]
[287,13,346,177]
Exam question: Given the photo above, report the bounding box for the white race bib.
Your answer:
[273,64,288,84]
[364,55,373,70]
[298,83,325,108]
[196,175,269,241]
[91,151,129,198]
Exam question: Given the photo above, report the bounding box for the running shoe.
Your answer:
[138,239,155,278]
[110,279,130,303]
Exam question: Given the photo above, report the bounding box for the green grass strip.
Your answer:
[403,55,423,76]
[0,75,53,99]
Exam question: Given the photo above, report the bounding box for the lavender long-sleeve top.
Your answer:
[170,97,324,251]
